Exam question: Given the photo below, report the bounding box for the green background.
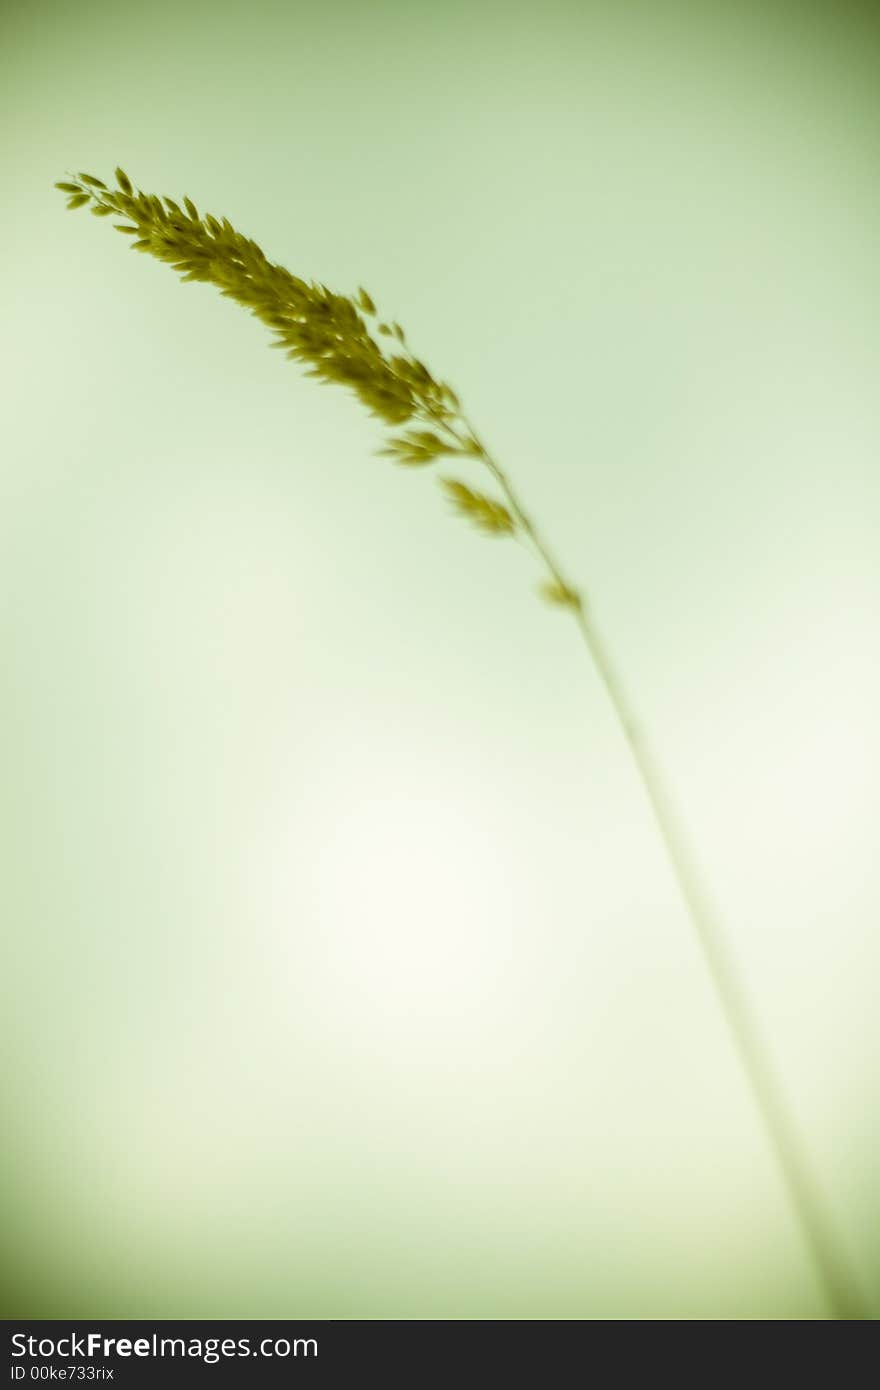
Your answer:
[2,0,878,1318]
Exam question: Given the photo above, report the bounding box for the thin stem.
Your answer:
[574,612,866,1321]
[464,422,867,1321]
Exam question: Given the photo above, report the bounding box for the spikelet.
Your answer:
[440,480,516,535]
[539,579,583,610]
[56,168,583,607]
[55,169,460,429]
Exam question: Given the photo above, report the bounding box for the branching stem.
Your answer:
[463,422,867,1322]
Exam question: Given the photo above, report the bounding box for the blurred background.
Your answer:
[1,0,878,1319]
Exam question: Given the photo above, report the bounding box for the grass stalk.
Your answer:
[58,168,869,1319]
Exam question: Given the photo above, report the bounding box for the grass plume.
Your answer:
[57,168,869,1320]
